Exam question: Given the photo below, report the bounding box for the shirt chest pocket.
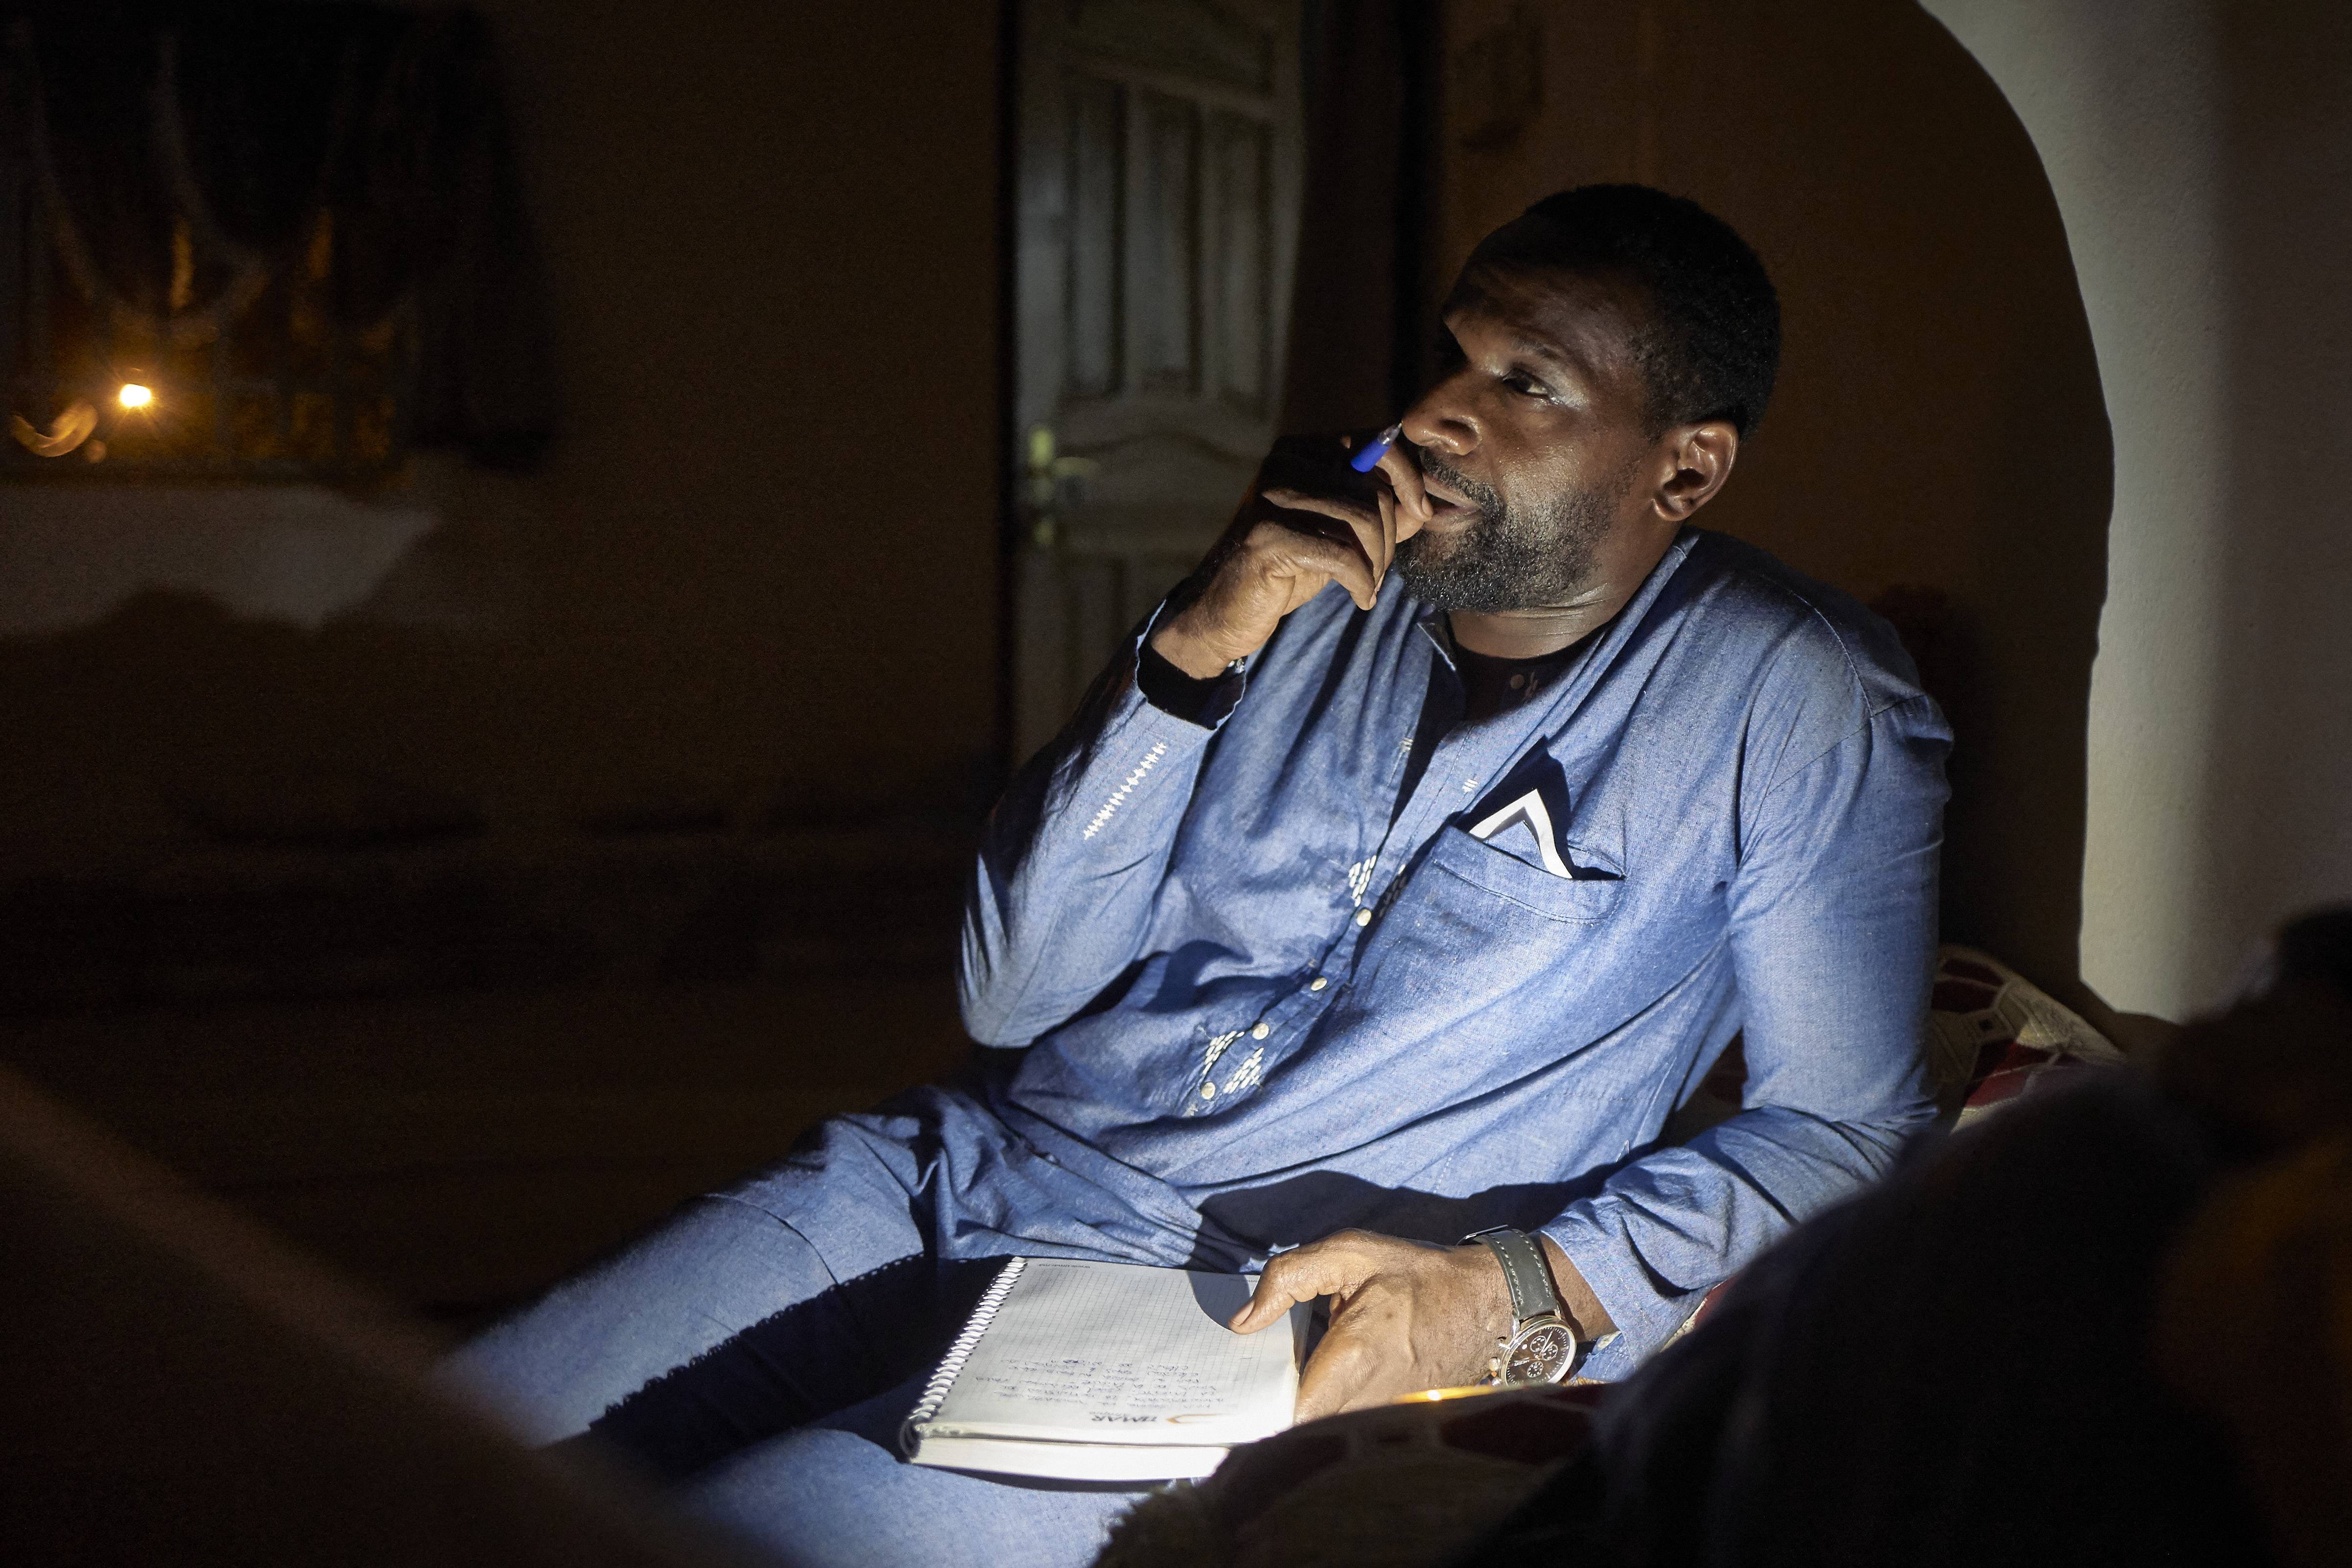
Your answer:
[1348,825,1623,1010]
[1416,822,1623,925]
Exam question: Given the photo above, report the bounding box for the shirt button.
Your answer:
[1251,1022,1270,1040]
[1354,908,1372,927]
[1309,976,1328,991]
[1200,1082,1217,1099]
[1507,673,1526,690]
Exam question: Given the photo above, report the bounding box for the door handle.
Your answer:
[1023,424,1097,549]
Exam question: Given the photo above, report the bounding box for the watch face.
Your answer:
[1503,1319,1576,1384]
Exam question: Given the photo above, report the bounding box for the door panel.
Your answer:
[1210,110,1271,413]
[1015,0,1302,762]
[1068,76,1126,400]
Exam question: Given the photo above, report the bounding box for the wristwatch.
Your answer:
[1462,1227,1579,1385]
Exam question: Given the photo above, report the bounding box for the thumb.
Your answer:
[1228,1240,1363,1333]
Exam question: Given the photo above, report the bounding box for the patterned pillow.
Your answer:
[1926,945,2125,1124]
[1670,947,2127,1348]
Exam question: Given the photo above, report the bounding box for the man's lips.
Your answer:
[1416,473,1476,529]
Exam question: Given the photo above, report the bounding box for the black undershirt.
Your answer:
[1450,636,1586,723]
[1388,628,1590,814]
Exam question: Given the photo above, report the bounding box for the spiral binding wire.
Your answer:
[898,1255,1030,1455]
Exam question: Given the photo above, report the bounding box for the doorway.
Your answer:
[1008,0,1305,763]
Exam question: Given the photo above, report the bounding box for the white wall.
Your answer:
[1922,0,2352,1020]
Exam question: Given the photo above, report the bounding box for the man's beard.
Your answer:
[1391,453,1629,611]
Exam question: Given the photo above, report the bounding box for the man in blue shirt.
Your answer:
[451,185,1949,1567]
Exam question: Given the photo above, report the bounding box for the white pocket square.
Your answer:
[1466,789,1573,879]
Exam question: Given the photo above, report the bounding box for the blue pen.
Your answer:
[1349,421,1403,473]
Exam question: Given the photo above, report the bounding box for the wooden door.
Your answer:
[1012,0,1304,761]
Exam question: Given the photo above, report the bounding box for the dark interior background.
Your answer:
[0,0,1008,1318]
[0,0,2114,1322]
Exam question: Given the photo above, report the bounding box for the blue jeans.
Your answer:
[445,1087,1194,1568]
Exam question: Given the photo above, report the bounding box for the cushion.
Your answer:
[1670,946,2126,1347]
[1926,945,2125,1125]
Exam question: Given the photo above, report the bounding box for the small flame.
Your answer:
[118,383,153,410]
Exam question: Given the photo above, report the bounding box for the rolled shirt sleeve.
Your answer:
[1542,692,1949,1376]
[959,617,1250,1046]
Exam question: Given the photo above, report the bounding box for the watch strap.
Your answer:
[1466,1227,1563,1325]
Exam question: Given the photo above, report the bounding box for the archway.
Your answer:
[1437,0,2113,1010]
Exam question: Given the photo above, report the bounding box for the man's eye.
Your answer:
[1501,371,1551,398]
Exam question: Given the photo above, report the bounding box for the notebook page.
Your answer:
[926,1259,1304,1448]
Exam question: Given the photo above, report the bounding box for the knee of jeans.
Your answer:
[677,1426,1141,1568]
[436,1198,847,1446]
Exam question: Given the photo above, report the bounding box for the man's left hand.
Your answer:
[1226,1229,1607,1421]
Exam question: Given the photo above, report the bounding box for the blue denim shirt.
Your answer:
[961,527,1950,1376]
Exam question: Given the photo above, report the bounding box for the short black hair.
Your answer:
[1469,184,1781,437]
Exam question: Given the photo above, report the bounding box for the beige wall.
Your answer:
[1927,0,2352,1021]
[1438,0,2113,1008]
[0,1,1003,870]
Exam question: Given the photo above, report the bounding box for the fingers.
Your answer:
[1241,513,1379,612]
[1179,515,1379,667]
[1294,534,1381,612]
[1229,1234,1371,1333]
[1261,489,1389,603]
[1246,1230,1494,1422]
[1374,444,1433,543]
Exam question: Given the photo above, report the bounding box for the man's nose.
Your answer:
[1401,376,1479,459]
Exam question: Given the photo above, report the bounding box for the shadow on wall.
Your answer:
[2211,1,2352,982]
[1440,0,2111,1007]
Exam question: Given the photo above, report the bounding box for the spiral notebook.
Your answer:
[900,1257,1310,1482]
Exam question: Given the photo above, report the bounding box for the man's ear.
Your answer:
[1650,421,1740,522]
